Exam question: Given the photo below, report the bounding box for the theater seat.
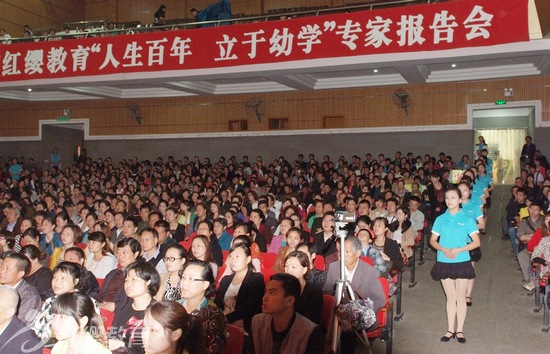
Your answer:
[224,324,244,354]
[100,308,114,332]
[321,294,334,333]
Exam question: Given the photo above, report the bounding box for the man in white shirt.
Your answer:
[0,29,11,44]
[408,196,425,233]
[139,228,167,275]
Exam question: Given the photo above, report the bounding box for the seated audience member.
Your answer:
[296,242,327,290]
[63,247,101,298]
[0,251,41,325]
[109,261,160,353]
[155,244,188,301]
[284,251,323,324]
[388,206,416,259]
[353,215,372,235]
[122,217,141,242]
[50,225,82,269]
[519,204,545,291]
[313,213,337,257]
[250,209,274,245]
[190,234,219,279]
[273,227,304,273]
[164,207,186,243]
[31,261,100,341]
[215,243,263,335]
[267,218,292,254]
[0,230,15,256]
[372,217,404,272]
[86,231,118,279]
[385,197,399,226]
[369,196,388,220]
[142,300,190,354]
[40,217,63,255]
[531,226,550,284]
[213,217,232,251]
[0,285,42,354]
[50,292,110,353]
[252,273,324,354]
[356,228,387,276]
[323,236,386,354]
[195,220,224,266]
[309,201,334,235]
[154,219,178,256]
[0,206,21,234]
[22,228,50,267]
[21,244,54,301]
[307,200,324,231]
[233,223,262,264]
[224,210,237,236]
[258,199,278,234]
[96,238,141,312]
[408,196,426,233]
[178,259,226,354]
[139,227,168,275]
[504,187,527,255]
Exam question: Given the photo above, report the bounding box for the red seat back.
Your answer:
[261,252,278,269]
[321,294,334,333]
[415,230,423,243]
[224,324,244,354]
[221,250,229,263]
[313,255,325,270]
[100,308,114,332]
[360,256,374,266]
[179,240,192,251]
[261,268,276,285]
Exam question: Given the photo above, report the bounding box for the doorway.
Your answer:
[470,102,540,185]
[474,129,526,184]
[41,122,85,168]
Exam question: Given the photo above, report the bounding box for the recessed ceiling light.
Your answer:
[373,69,378,73]
[27,88,32,92]
[451,64,457,68]
[483,89,487,92]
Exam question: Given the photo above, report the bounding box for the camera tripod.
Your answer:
[327,230,372,354]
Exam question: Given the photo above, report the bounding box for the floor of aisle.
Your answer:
[359,185,549,354]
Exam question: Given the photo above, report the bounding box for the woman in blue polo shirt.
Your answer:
[458,181,485,307]
[430,188,480,344]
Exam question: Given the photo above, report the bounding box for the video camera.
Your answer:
[334,211,356,238]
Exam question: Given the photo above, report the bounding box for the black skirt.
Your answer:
[431,260,476,280]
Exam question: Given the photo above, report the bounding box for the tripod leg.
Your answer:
[330,280,345,354]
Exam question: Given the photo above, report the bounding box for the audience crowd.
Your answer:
[0,143,549,353]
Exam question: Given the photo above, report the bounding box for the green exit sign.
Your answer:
[495,100,507,105]
[56,116,70,122]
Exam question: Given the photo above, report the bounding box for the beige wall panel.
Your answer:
[0,76,549,138]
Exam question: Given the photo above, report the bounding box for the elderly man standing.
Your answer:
[0,252,42,325]
[0,285,42,353]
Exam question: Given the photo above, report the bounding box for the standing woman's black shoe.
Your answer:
[440,331,455,342]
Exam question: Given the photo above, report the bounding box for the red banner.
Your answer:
[0,0,529,83]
